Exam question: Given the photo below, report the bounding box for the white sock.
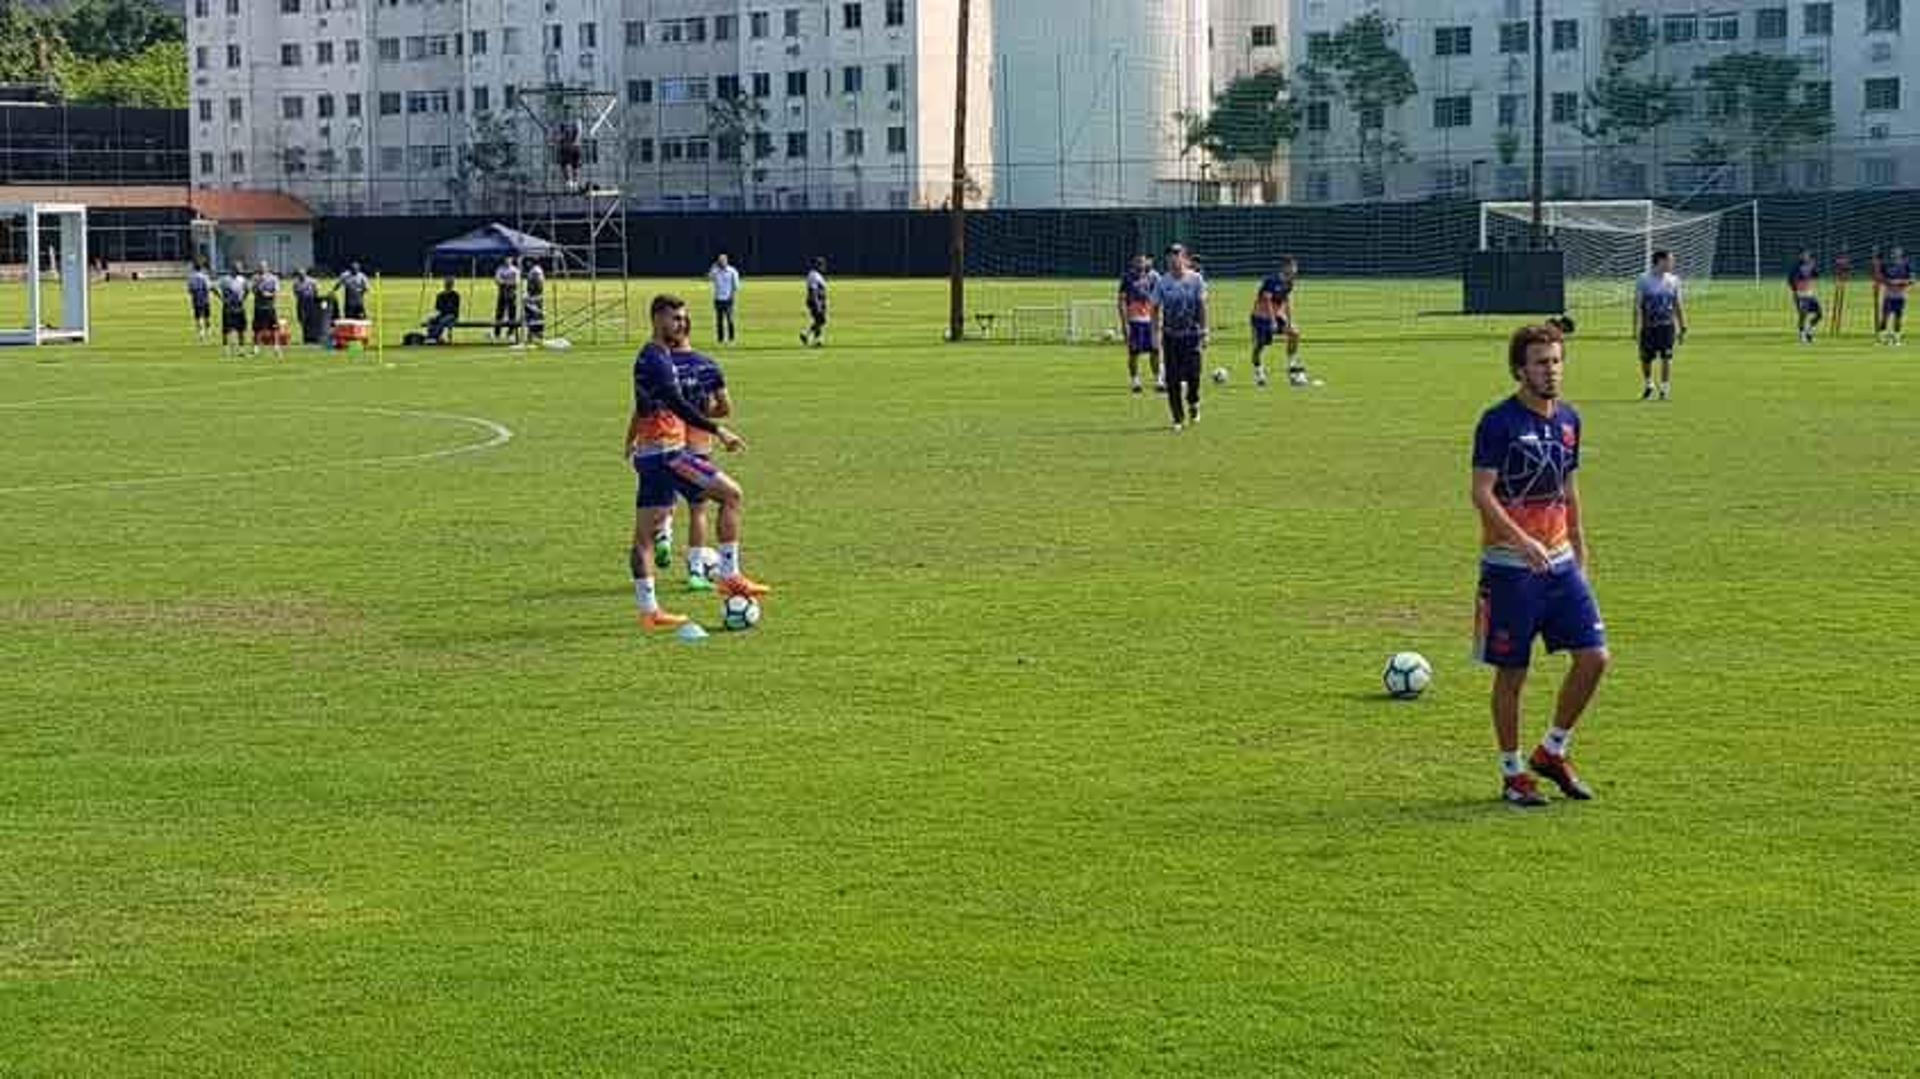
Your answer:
[1542,726,1573,757]
[1500,751,1524,778]
[718,542,740,579]
[634,577,658,614]
[1660,382,1671,396]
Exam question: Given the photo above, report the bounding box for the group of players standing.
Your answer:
[186,261,371,358]
[1115,245,1313,432]
[1785,245,1911,347]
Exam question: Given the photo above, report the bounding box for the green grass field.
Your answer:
[2,275,1915,1074]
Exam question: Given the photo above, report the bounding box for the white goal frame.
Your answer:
[1,202,90,346]
[1479,198,1761,287]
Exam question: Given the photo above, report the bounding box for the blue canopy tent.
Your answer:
[415,223,556,343]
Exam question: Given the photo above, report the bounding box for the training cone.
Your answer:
[676,622,710,644]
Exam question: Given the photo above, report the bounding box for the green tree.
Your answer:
[1694,51,1831,167]
[56,39,186,107]
[452,112,530,211]
[1177,67,1297,201]
[56,0,183,63]
[706,92,769,202]
[1297,12,1417,192]
[1579,25,1683,145]
[0,2,69,87]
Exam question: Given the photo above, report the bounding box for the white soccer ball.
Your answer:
[690,549,722,582]
[1211,367,1229,384]
[1383,652,1433,700]
[1102,328,1118,343]
[721,593,762,632]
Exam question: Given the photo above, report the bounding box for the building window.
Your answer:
[379,92,401,115]
[1705,12,1740,41]
[1864,157,1898,186]
[471,30,488,55]
[380,147,402,172]
[1552,19,1579,51]
[1756,7,1788,38]
[1434,26,1471,57]
[625,20,645,46]
[1359,103,1383,130]
[315,40,333,64]
[635,138,655,164]
[195,45,207,71]
[281,0,299,12]
[345,40,360,63]
[405,36,425,60]
[227,97,243,121]
[843,66,863,93]
[1497,93,1521,128]
[750,12,770,38]
[1305,100,1329,132]
[1610,14,1651,47]
[503,28,523,54]
[430,145,451,170]
[316,94,334,118]
[1803,80,1831,113]
[1866,76,1901,110]
[843,3,862,30]
[378,37,399,61]
[1498,21,1529,54]
[545,24,563,51]
[844,128,865,155]
[1868,0,1901,32]
[1664,14,1698,42]
[660,77,709,103]
[229,151,244,173]
[471,86,488,112]
[194,0,207,16]
[1551,91,1579,123]
[784,8,802,37]
[885,0,906,27]
[888,188,909,209]
[1306,170,1331,202]
[787,70,808,96]
[346,147,363,174]
[199,151,213,172]
[752,72,771,97]
[627,79,653,104]
[1306,31,1332,62]
[787,131,808,157]
[716,14,737,40]
[1432,95,1472,128]
[281,43,301,66]
[282,95,304,119]
[1803,3,1832,36]
[754,131,775,158]
[887,125,906,153]
[717,74,741,99]
[579,22,597,49]
[197,99,212,122]
[1251,24,1277,48]
[885,62,903,92]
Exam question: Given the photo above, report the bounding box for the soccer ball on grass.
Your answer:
[1210,367,1229,384]
[721,593,762,632]
[1382,652,1432,699]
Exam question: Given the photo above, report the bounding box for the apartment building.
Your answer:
[188,0,992,214]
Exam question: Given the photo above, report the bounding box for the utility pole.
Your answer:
[947,0,971,342]
[1529,0,1545,246]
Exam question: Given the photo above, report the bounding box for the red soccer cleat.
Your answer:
[1529,747,1595,800]
[1502,772,1549,808]
[717,574,772,598]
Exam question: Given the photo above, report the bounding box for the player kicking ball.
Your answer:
[1471,323,1611,807]
[627,295,771,633]
[1250,256,1308,387]
[1633,250,1687,401]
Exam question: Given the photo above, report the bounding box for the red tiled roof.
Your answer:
[188,188,315,223]
[0,185,314,222]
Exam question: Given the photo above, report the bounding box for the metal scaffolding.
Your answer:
[511,85,630,345]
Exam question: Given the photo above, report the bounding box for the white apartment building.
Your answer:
[188,0,992,215]
[1289,0,1920,203]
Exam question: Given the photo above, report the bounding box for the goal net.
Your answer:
[1480,199,1760,309]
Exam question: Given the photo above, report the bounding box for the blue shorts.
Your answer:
[1885,295,1908,317]
[1795,295,1822,316]
[1474,561,1607,669]
[1250,316,1276,347]
[1126,321,1154,355]
[634,450,725,510]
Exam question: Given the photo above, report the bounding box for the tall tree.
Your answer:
[1694,51,1831,167]
[1297,12,1417,193]
[706,92,769,203]
[57,0,183,62]
[1579,21,1683,145]
[1177,67,1297,201]
[0,2,69,87]
[57,39,186,107]
[452,111,530,211]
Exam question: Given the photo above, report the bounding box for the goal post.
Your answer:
[1479,198,1760,289]
[0,202,90,347]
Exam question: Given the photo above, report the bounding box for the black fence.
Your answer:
[310,191,1920,279]
[0,105,189,185]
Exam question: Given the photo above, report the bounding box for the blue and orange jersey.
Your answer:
[670,348,727,454]
[631,341,688,456]
[1788,259,1818,295]
[1253,272,1292,320]
[1118,269,1158,322]
[1472,396,1582,568]
[1885,257,1914,295]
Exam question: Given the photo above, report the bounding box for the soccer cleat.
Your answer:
[1154,379,1167,393]
[717,573,772,598]
[638,609,691,632]
[653,533,673,569]
[1130,378,1143,395]
[799,332,810,346]
[1640,385,1655,400]
[1529,747,1594,800]
[1502,772,1549,807]
[686,574,715,593]
[1254,365,1270,388]
[1171,422,1184,434]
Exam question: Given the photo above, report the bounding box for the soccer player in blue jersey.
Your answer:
[186,261,213,343]
[1152,243,1208,432]
[1633,249,1687,400]
[1116,254,1162,394]
[1879,245,1911,346]
[1788,250,1821,344]
[1249,255,1306,388]
[1472,322,1611,807]
[627,294,768,632]
[216,267,248,358]
[655,344,733,592]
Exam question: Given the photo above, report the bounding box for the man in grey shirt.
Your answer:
[1152,243,1209,432]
